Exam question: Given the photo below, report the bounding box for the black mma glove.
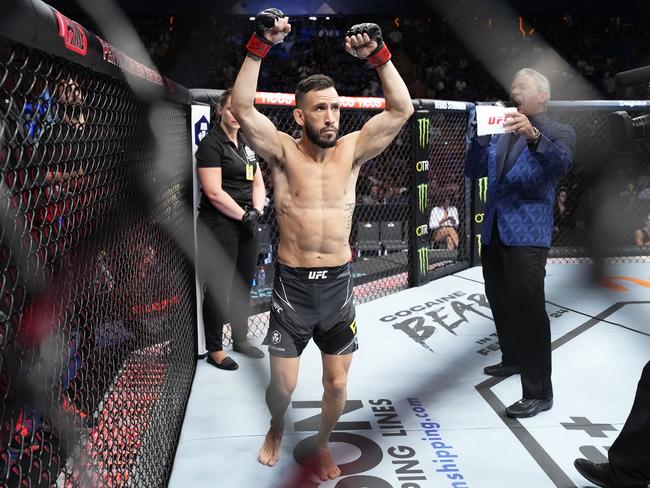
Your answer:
[246,8,287,59]
[345,23,391,68]
[241,208,261,236]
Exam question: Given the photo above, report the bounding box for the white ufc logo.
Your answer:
[308,270,328,280]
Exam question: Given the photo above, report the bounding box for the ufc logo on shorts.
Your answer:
[308,270,328,280]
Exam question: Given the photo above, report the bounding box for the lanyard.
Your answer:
[227,144,249,165]
[227,144,255,181]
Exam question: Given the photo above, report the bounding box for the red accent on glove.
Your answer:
[246,34,272,59]
[367,44,391,68]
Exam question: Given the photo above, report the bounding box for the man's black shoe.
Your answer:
[484,362,521,377]
[574,458,648,488]
[574,459,618,488]
[505,398,553,418]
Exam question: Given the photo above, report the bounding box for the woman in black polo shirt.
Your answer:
[196,88,266,370]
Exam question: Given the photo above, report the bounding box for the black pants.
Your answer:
[481,223,552,399]
[198,211,259,352]
[609,360,650,486]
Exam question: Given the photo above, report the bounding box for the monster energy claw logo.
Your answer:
[418,247,429,275]
[478,177,488,204]
[417,183,428,213]
[476,234,482,257]
[418,118,430,148]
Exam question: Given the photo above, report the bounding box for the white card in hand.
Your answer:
[476,105,518,136]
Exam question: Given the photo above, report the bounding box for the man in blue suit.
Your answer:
[466,68,576,418]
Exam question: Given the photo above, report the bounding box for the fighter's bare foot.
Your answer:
[258,428,283,467]
[315,445,341,481]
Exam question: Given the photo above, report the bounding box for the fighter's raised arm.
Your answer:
[343,24,414,165]
[230,9,291,164]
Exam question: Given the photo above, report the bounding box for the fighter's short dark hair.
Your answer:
[295,74,336,106]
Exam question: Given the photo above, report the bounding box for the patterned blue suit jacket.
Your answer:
[466,111,576,248]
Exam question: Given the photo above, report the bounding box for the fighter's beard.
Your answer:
[305,123,338,148]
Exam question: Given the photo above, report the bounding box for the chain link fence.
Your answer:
[1,29,196,488]
[546,103,650,263]
[423,105,472,278]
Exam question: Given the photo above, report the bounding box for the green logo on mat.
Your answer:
[418,246,429,275]
[417,183,428,214]
[478,177,488,204]
[418,117,430,148]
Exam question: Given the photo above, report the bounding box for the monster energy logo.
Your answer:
[478,177,488,204]
[476,234,482,257]
[418,117,430,148]
[418,247,429,275]
[417,183,428,213]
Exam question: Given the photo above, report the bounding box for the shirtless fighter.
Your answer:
[231,9,413,481]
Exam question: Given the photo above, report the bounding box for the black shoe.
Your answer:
[233,342,265,359]
[505,398,553,418]
[206,354,239,370]
[484,362,521,377]
[574,459,621,488]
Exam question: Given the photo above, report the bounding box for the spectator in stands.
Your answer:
[388,26,402,45]
[429,195,459,249]
[553,187,574,241]
[634,214,650,246]
[362,79,380,97]
[613,170,636,202]
[385,184,409,205]
[375,184,387,204]
[136,14,646,101]
[20,76,86,142]
[55,77,86,128]
[358,184,380,204]
[195,88,267,370]
[636,174,650,200]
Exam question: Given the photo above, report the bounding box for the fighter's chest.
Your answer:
[274,160,356,201]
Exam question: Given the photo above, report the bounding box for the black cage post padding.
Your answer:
[189,88,226,107]
[470,174,488,266]
[409,110,431,287]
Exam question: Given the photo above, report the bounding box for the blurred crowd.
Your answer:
[554,167,650,248]
[133,14,650,101]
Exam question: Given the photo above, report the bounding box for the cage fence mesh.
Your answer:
[1,37,196,487]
